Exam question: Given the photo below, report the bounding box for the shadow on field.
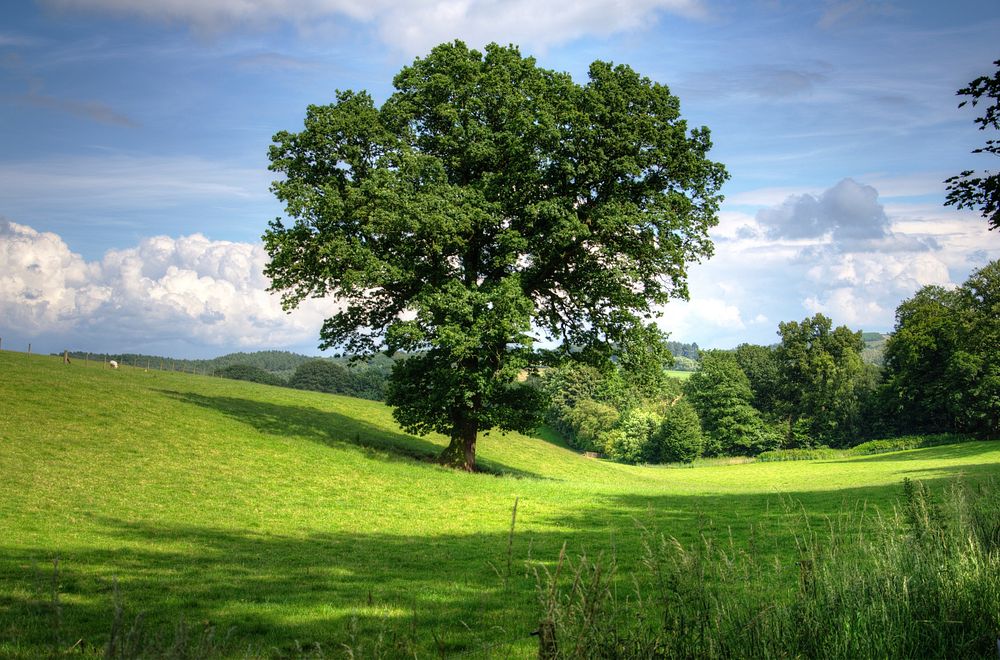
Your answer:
[1,510,643,656]
[156,389,542,479]
[2,463,995,657]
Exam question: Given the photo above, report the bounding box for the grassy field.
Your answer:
[1,351,998,657]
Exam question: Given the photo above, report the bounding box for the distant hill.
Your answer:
[861,332,889,367]
[62,349,315,379]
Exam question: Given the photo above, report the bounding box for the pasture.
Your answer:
[1,351,998,657]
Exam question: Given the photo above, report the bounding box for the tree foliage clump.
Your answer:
[287,359,390,400]
[264,41,727,471]
[684,351,778,456]
[945,59,1000,230]
[214,364,286,387]
[775,315,867,448]
[883,260,1000,437]
[654,398,704,463]
[602,407,663,465]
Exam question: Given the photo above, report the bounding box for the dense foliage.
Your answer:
[883,260,1000,437]
[288,359,390,401]
[214,364,286,387]
[264,41,727,470]
[685,351,778,456]
[654,398,704,463]
[775,314,870,447]
[543,286,995,462]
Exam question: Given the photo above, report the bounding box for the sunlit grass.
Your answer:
[1,351,998,656]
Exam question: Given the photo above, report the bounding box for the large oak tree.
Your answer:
[264,42,727,471]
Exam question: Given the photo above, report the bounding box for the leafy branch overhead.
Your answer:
[945,59,1000,230]
[264,41,727,470]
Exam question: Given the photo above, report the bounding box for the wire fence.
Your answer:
[0,337,218,377]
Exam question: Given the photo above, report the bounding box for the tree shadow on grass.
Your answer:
[3,462,997,657]
[0,508,662,657]
[155,390,543,480]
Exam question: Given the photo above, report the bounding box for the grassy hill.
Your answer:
[2,351,998,657]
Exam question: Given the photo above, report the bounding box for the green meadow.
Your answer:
[1,351,998,657]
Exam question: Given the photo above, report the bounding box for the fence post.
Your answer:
[27,343,31,357]
[86,352,89,367]
[63,350,69,365]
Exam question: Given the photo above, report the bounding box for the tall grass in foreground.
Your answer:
[537,477,1000,659]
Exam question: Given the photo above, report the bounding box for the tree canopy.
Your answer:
[883,260,1000,437]
[264,41,727,470]
[945,59,1000,230]
[775,314,866,447]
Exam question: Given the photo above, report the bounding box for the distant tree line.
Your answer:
[215,354,395,401]
[62,349,313,379]
[60,348,396,402]
[545,259,999,464]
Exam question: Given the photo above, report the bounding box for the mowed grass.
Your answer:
[1,352,998,657]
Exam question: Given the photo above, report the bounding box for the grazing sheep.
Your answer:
[109,360,118,369]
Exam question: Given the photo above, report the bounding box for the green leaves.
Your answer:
[886,260,1000,436]
[263,40,726,467]
[944,59,1000,230]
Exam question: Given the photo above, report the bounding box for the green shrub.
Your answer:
[850,433,968,455]
[602,408,662,464]
[757,447,838,462]
[565,398,620,452]
[654,399,704,463]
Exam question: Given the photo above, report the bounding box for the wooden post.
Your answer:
[27,343,31,357]
[86,352,90,367]
[63,350,69,364]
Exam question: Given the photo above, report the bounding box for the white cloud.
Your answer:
[802,251,953,327]
[0,219,331,352]
[657,296,747,346]
[756,177,890,241]
[43,0,707,54]
[664,179,1000,347]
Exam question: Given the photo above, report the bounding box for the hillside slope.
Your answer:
[2,352,997,656]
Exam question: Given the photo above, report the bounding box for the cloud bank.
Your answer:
[659,177,998,347]
[0,219,330,355]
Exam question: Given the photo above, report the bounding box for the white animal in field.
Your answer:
[109,360,118,369]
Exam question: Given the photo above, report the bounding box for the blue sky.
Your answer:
[1,0,998,358]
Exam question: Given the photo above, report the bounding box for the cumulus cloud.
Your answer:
[656,296,748,346]
[0,219,331,352]
[658,178,1000,347]
[756,177,890,241]
[802,251,953,326]
[42,0,707,54]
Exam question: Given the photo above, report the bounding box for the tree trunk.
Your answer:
[439,418,478,472]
